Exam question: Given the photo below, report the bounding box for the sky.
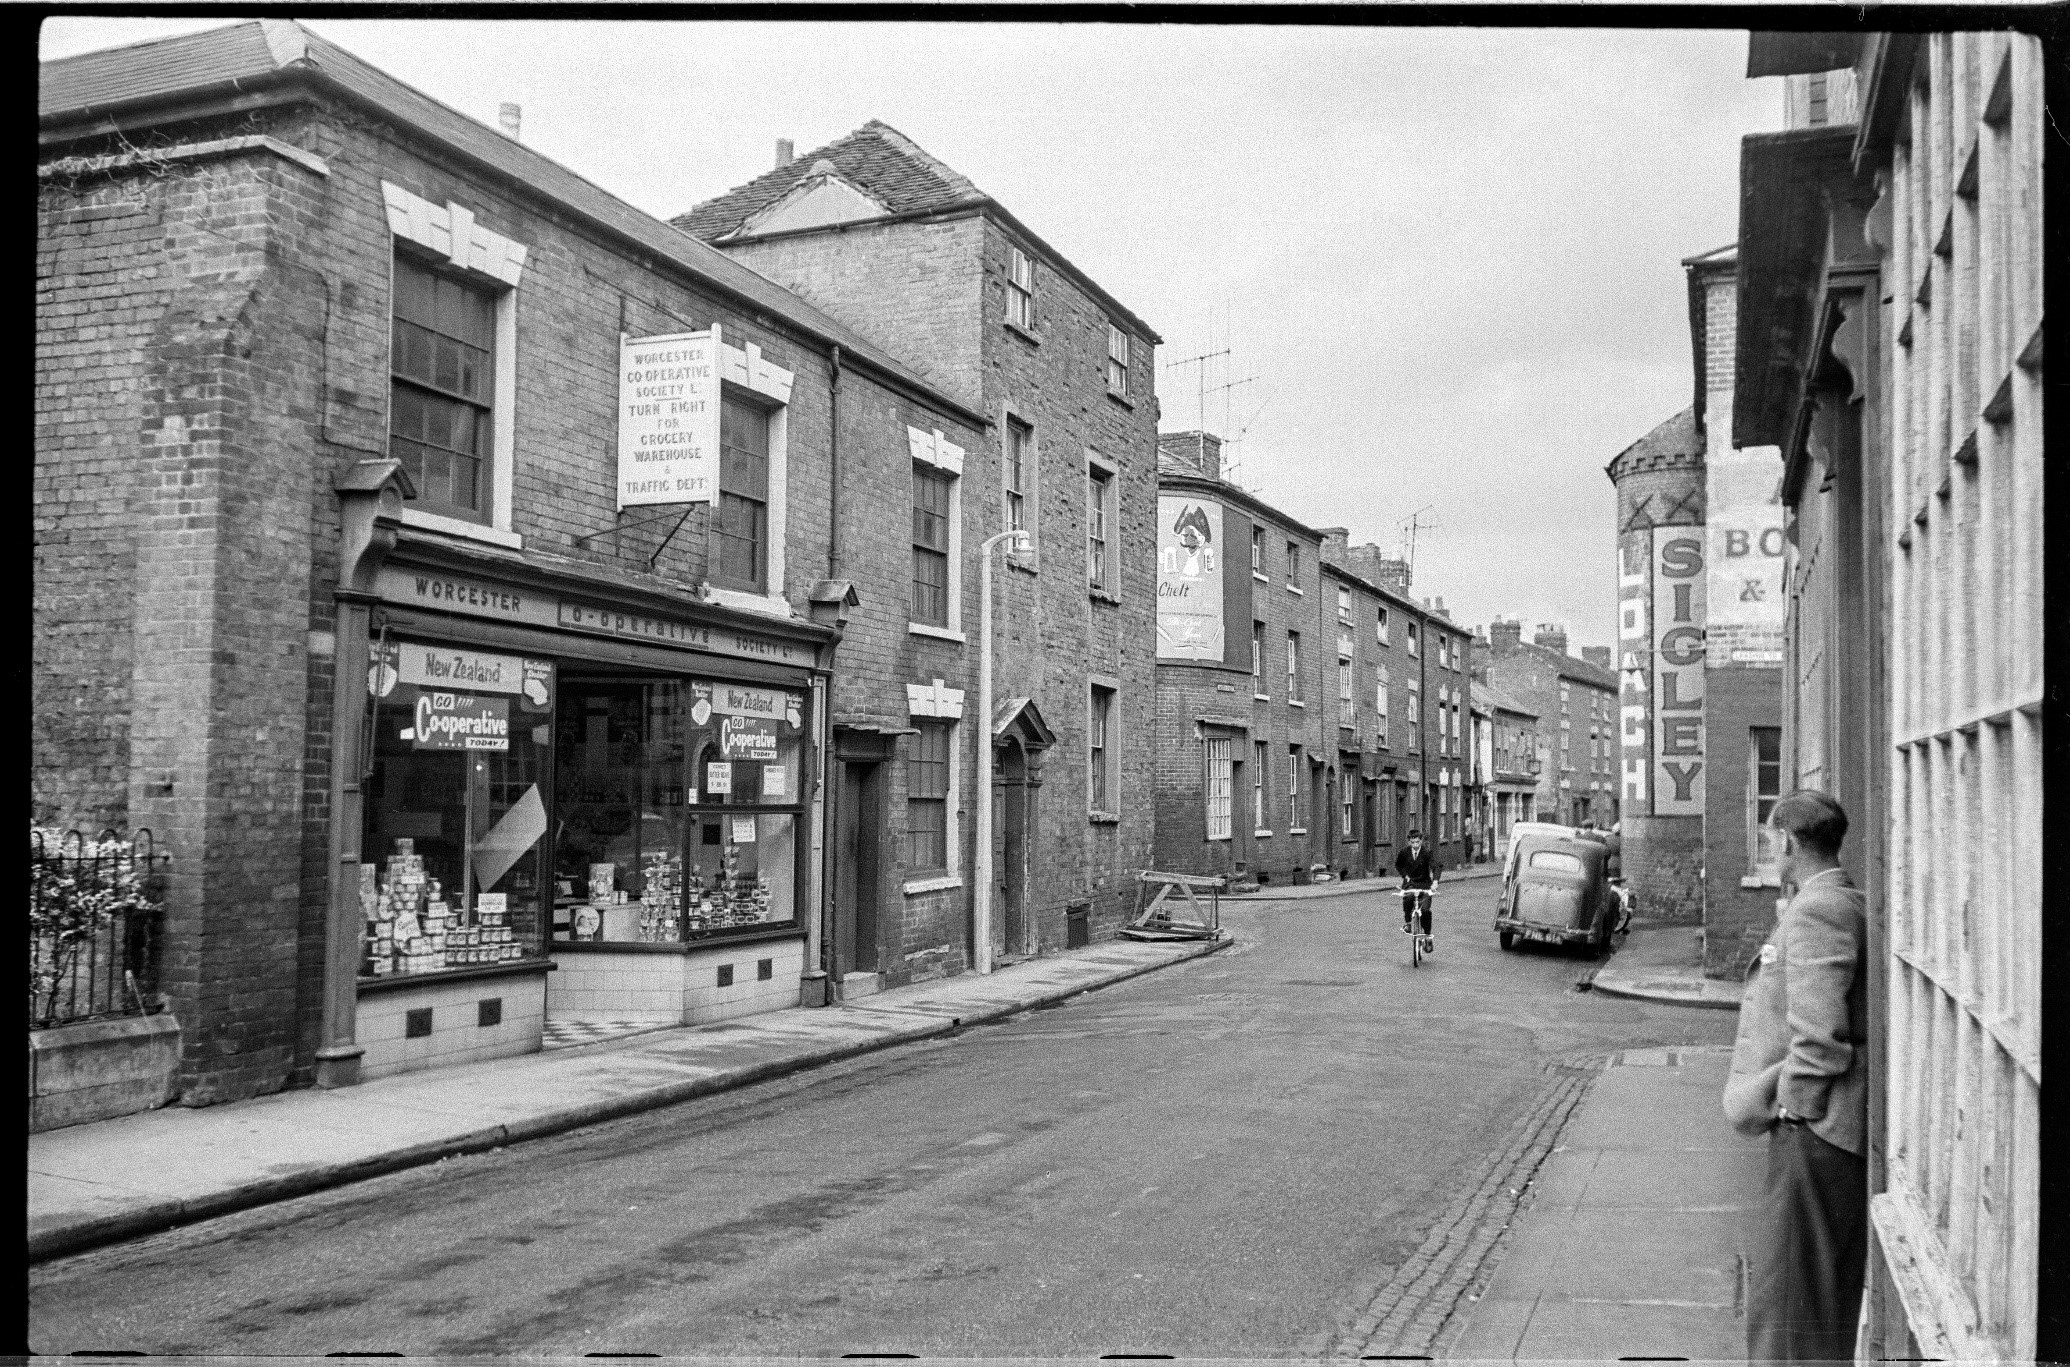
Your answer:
[39,17,1780,654]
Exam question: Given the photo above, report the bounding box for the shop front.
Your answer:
[349,544,834,1079]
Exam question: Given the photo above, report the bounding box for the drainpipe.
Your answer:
[315,460,412,1089]
[827,345,844,580]
[974,528,1030,975]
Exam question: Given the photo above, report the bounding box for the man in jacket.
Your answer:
[1394,829,1440,949]
[1722,790,1869,1362]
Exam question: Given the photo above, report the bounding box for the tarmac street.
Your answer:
[28,884,1737,1359]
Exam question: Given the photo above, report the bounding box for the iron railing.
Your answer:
[29,827,167,1030]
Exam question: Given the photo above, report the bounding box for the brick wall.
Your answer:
[1623,815,1705,924]
[1701,664,1784,975]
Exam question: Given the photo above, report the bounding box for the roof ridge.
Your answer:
[854,118,982,201]
[258,18,309,70]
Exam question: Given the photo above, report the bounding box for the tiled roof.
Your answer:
[1474,682,1538,719]
[672,120,983,243]
[1512,640,1619,692]
[1604,405,1701,480]
[39,22,984,428]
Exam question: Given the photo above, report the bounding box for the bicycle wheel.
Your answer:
[1410,921,1422,968]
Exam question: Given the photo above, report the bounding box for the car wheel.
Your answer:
[1498,929,1515,951]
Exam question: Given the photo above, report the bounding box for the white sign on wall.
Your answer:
[1157,496,1224,662]
[1618,530,1651,808]
[1707,439,1787,666]
[618,329,721,508]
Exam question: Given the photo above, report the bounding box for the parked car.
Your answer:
[1494,827,1619,954]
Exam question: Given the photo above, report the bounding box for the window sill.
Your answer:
[401,506,522,549]
[909,623,968,644]
[902,874,964,896]
[1289,828,1309,837]
[1286,585,1304,595]
[1252,571,1270,583]
[1254,830,1274,839]
[704,584,795,620]
[1339,723,1357,732]
[1253,693,1271,702]
[1004,319,1043,347]
[1106,388,1136,411]
[1088,811,1120,825]
[1288,701,1307,710]
[1088,588,1123,607]
[1008,558,1040,577]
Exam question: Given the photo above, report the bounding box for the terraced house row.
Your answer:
[33,22,1159,1119]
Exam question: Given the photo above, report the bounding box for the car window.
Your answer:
[1528,850,1585,874]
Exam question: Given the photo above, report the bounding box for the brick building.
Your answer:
[1147,431,1466,887]
[34,22,1000,1111]
[673,119,1161,962]
[1735,32,2046,1359]
[1599,242,1788,967]
[1475,683,1543,850]
[1472,622,1619,831]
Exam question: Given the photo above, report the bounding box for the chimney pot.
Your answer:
[776,138,795,168]
[498,103,522,141]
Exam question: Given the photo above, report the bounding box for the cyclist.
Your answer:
[1394,828,1441,953]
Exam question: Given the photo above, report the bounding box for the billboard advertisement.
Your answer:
[1157,495,1225,661]
[1652,525,1706,815]
[1707,441,1786,666]
[1618,530,1652,810]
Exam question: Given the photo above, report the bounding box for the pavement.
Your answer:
[1589,917,1747,1009]
[27,933,1230,1264]
[1222,858,1505,900]
[1436,913,1762,1364]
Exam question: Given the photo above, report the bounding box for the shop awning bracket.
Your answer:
[572,503,701,573]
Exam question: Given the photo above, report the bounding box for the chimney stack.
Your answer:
[498,103,522,141]
[1533,623,1569,656]
[1317,528,1350,566]
[776,138,795,168]
[1489,619,1523,653]
[1156,430,1223,481]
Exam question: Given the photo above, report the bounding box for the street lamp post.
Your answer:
[973,528,1030,975]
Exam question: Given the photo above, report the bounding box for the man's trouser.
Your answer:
[1401,889,1432,935]
[1746,1120,1867,1362]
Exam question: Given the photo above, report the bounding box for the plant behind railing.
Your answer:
[29,826,167,1030]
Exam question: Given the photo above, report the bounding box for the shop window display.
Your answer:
[361,640,555,978]
[554,675,806,943]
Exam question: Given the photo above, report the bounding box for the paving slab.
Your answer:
[1440,1046,1763,1363]
[28,934,1230,1262]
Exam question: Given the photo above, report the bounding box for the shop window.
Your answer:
[1088,684,1117,815]
[1087,457,1118,592]
[1006,245,1036,330]
[715,395,771,592]
[905,720,952,872]
[1204,738,1233,840]
[390,253,497,524]
[551,674,807,944]
[912,464,953,627]
[362,639,556,978]
[1107,324,1131,398]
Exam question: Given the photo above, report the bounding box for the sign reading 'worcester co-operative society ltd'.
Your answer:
[619,329,721,509]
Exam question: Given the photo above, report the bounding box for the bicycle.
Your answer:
[1399,885,1438,967]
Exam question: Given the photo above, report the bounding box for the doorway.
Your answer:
[993,737,1028,958]
[832,728,897,982]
